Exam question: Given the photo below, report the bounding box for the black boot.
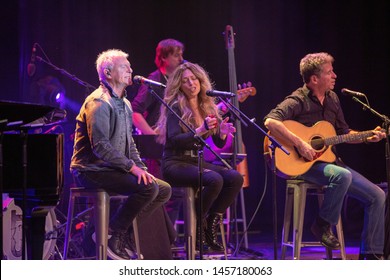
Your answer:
[107,231,131,260]
[205,213,225,252]
[123,230,137,259]
[310,216,340,250]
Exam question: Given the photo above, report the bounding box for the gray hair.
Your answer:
[96,49,129,81]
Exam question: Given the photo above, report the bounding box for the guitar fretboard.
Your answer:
[325,130,374,146]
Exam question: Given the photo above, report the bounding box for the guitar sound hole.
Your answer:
[310,136,325,150]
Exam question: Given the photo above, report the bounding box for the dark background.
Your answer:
[1,0,389,237]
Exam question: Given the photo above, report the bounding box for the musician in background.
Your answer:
[156,62,243,251]
[132,38,185,135]
[263,52,386,259]
[70,49,171,260]
[132,38,185,226]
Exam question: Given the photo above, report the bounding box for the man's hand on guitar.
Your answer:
[365,126,387,143]
[296,140,316,161]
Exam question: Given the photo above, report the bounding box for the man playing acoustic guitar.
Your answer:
[263,52,386,259]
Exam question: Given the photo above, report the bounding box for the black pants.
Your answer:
[73,170,171,233]
[162,157,243,217]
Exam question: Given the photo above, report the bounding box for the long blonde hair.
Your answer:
[156,62,220,144]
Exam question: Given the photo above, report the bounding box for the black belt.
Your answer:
[164,150,198,158]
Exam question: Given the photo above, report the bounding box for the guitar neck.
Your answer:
[325,130,374,146]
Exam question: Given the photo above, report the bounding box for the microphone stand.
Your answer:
[216,97,248,255]
[144,85,232,260]
[351,96,390,259]
[35,55,96,91]
[218,97,289,260]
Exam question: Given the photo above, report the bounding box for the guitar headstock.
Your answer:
[237,82,257,103]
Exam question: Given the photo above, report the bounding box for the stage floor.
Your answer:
[171,230,362,260]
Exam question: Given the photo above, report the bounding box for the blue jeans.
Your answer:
[73,170,171,233]
[299,162,386,254]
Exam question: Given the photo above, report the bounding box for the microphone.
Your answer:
[27,43,37,77]
[206,90,235,98]
[133,75,166,88]
[341,88,366,98]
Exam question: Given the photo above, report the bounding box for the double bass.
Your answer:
[225,25,250,187]
[212,25,253,188]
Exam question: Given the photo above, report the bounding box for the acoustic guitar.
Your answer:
[263,120,384,178]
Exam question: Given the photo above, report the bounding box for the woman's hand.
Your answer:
[196,115,218,136]
[204,115,218,131]
[219,117,235,139]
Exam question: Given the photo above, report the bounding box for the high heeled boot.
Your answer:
[205,213,224,252]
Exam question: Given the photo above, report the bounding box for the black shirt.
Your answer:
[163,104,226,160]
[264,84,351,135]
[132,69,166,128]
